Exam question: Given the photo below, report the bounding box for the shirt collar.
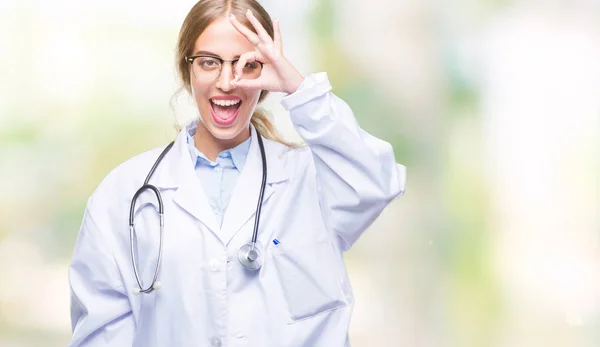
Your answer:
[185,121,251,171]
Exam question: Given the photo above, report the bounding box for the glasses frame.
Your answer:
[185,54,264,82]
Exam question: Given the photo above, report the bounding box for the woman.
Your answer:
[69,0,406,346]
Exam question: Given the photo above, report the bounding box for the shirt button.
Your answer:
[214,166,222,173]
[209,259,219,272]
[211,336,222,346]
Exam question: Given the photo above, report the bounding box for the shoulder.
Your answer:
[262,137,314,176]
[89,145,169,207]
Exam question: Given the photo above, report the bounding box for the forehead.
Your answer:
[193,16,254,57]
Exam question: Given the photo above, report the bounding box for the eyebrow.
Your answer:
[193,50,241,59]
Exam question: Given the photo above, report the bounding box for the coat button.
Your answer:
[211,336,222,346]
[209,259,219,272]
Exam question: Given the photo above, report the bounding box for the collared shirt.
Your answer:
[186,122,251,228]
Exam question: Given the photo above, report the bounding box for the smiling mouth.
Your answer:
[210,98,242,125]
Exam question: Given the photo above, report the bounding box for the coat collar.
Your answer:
[153,123,289,188]
[146,123,290,245]
[185,122,252,172]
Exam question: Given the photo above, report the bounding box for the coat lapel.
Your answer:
[156,127,221,239]
[151,124,290,246]
[220,126,289,246]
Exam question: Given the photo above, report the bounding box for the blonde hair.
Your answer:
[175,0,297,147]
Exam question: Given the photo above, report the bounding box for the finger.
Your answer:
[245,9,272,44]
[234,51,259,81]
[229,14,260,45]
[232,77,263,90]
[273,19,282,53]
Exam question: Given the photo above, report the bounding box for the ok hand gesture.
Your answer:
[229,10,304,95]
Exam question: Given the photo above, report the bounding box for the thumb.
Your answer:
[232,78,263,90]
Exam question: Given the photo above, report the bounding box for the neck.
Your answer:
[192,123,251,161]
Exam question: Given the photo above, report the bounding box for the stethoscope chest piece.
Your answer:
[238,243,263,270]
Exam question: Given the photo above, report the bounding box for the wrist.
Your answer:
[279,59,304,94]
[284,72,304,94]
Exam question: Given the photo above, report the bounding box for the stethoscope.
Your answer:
[129,133,268,295]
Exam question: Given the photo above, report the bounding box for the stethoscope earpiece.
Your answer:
[132,281,162,296]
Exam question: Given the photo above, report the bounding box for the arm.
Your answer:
[69,198,134,346]
[226,12,406,250]
[282,73,406,251]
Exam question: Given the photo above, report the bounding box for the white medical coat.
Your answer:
[69,73,406,347]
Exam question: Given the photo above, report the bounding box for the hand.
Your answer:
[229,10,304,94]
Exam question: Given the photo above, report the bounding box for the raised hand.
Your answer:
[229,10,304,94]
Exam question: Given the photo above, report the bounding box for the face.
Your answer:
[190,16,261,146]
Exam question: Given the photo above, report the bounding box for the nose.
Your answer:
[215,62,235,92]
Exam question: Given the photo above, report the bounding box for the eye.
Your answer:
[244,61,261,70]
[197,57,220,70]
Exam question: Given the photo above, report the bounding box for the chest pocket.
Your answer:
[271,238,349,323]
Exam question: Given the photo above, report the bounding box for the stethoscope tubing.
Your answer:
[128,134,267,294]
[129,141,173,294]
[250,134,267,247]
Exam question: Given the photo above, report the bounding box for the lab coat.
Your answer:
[69,73,406,347]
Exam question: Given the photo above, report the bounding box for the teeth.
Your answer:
[211,99,241,107]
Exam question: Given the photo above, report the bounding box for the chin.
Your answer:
[206,122,247,140]
[199,109,252,141]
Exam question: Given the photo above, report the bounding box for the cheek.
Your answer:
[245,91,262,108]
[190,82,209,101]
[241,94,260,119]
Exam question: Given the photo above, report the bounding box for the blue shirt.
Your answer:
[186,122,251,228]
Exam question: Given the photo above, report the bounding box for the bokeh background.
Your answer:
[1,0,599,346]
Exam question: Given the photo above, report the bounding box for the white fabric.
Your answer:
[69,73,406,347]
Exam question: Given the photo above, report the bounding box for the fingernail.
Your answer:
[246,9,252,15]
[229,14,235,20]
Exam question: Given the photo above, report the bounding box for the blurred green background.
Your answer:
[1,0,599,346]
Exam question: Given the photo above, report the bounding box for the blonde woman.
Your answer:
[69,0,406,346]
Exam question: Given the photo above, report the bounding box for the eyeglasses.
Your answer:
[185,55,264,82]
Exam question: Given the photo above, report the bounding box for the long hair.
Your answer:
[174,0,297,147]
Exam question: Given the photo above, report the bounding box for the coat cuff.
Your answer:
[280,72,332,111]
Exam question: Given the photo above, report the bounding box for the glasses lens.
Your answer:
[191,57,221,82]
[236,61,263,80]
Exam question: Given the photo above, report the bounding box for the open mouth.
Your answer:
[210,98,242,126]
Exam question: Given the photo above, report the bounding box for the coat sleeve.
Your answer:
[69,198,134,346]
[282,72,406,252]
